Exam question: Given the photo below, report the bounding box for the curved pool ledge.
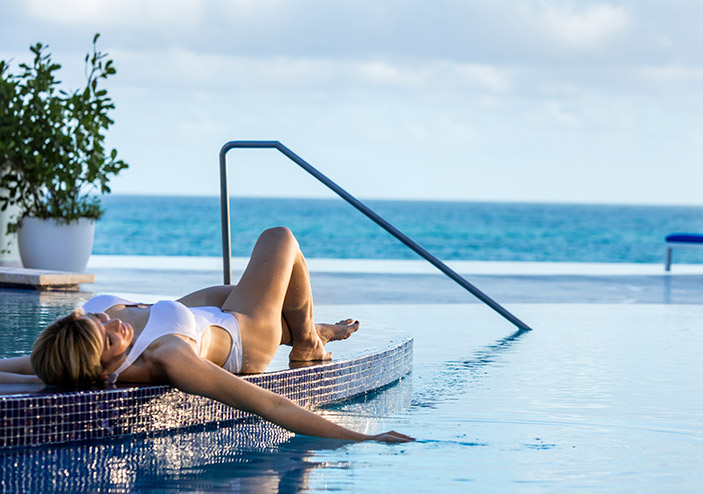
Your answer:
[0,329,412,449]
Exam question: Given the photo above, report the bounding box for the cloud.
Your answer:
[110,46,513,96]
[638,65,703,83]
[449,63,512,92]
[522,2,629,50]
[23,0,205,26]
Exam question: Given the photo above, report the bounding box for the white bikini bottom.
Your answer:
[191,307,243,374]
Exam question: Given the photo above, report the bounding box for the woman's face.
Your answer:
[86,312,134,372]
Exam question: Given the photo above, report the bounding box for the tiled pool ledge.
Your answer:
[0,331,412,449]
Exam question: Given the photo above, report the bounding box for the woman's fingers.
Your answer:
[370,430,415,443]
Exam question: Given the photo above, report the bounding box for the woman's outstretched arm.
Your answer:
[153,338,414,443]
[0,356,34,374]
[0,371,43,384]
[0,356,43,384]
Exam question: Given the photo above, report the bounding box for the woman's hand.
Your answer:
[367,430,415,443]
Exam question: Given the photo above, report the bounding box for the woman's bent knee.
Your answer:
[258,227,299,251]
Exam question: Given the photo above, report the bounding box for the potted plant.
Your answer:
[0,34,128,272]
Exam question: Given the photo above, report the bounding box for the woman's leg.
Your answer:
[220,227,351,373]
[176,283,293,367]
[176,285,235,308]
[176,285,292,343]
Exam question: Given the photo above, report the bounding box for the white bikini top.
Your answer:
[83,294,203,379]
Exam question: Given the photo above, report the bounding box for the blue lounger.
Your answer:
[665,233,703,271]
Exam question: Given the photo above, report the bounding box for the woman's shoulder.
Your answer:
[125,333,198,381]
[83,294,139,313]
[148,300,195,322]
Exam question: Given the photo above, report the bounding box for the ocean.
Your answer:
[95,196,703,264]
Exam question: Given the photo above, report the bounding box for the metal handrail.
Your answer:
[219,140,533,331]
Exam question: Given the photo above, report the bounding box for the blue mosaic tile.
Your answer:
[0,335,412,448]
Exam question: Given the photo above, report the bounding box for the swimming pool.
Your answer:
[1,266,702,492]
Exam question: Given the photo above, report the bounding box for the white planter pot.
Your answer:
[0,201,21,266]
[18,217,95,272]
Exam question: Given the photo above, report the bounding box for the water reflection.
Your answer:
[411,328,530,409]
[0,422,290,493]
[456,328,530,368]
[0,377,412,493]
[0,289,90,358]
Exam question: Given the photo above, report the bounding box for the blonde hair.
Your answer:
[30,309,104,387]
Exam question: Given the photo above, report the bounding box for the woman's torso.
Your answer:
[84,295,233,379]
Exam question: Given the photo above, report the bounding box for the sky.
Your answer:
[1,0,702,205]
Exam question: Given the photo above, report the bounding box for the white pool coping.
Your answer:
[87,255,701,276]
[0,266,94,290]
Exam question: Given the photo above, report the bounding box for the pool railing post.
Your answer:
[219,144,233,285]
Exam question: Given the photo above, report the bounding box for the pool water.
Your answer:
[1,292,702,492]
[0,290,89,359]
[324,303,703,493]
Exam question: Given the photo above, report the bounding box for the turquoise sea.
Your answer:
[96,195,703,264]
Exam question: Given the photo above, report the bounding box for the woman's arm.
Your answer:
[153,339,413,443]
[0,356,43,384]
[0,356,35,374]
[0,371,43,384]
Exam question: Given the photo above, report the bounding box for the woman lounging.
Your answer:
[0,227,413,443]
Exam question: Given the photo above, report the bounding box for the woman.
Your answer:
[0,227,413,443]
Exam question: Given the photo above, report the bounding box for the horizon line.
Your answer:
[102,193,703,209]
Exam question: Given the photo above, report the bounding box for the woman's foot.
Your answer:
[316,319,360,344]
[288,319,359,362]
[289,337,333,362]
